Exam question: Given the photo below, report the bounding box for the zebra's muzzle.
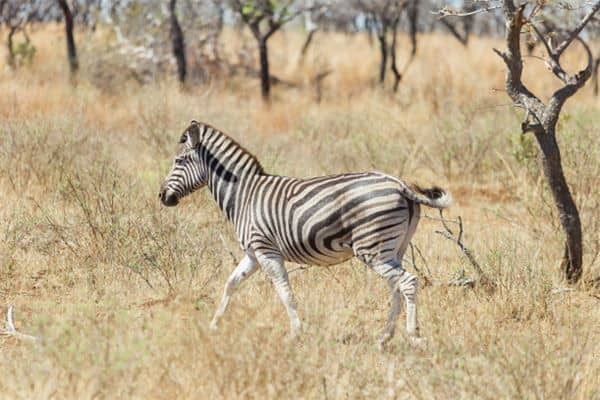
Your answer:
[159,189,179,207]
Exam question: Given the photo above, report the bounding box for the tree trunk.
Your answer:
[593,57,600,96]
[57,0,78,75]
[169,0,186,84]
[377,30,388,84]
[390,21,401,92]
[534,127,583,283]
[408,0,418,56]
[7,26,16,69]
[258,38,271,101]
[365,16,374,46]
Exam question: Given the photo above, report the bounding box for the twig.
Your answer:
[406,243,432,287]
[422,214,461,224]
[432,5,501,19]
[288,265,313,274]
[550,287,575,295]
[448,269,476,288]
[1,306,39,342]
[412,244,433,278]
[199,260,223,293]
[218,233,237,266]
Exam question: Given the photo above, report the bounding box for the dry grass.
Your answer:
[0,26,599,399]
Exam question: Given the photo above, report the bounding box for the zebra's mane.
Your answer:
[199,122,265,175]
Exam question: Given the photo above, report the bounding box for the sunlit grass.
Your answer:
[0,26,599,399]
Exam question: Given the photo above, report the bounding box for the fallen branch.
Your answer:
[1,306,39,342]
[434,210,496,292]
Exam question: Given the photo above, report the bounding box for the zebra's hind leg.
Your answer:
[210,253,259,331]
[396,266,420,339]
[255,252,301,338]
[369,259,421,348]
[369,261,404,347]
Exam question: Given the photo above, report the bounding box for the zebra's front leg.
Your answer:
[210,253,259,331]
[256,252,301,338]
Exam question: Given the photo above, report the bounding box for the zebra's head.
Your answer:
[159,121,207,207]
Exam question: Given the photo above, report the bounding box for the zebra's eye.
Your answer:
[175,157,185,165]
[179,133,187,144]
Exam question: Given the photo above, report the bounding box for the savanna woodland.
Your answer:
[1,0,599,398]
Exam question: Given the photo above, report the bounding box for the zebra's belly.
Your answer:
[270,219,356,266]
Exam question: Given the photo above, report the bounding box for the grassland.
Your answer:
[0,25,599,399]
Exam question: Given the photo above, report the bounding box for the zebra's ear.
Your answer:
[187,120,201,146]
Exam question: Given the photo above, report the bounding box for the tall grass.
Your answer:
[0,27,599,399]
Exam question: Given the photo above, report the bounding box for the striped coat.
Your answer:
[159,121,451,346]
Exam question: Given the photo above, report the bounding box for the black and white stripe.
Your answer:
[159,120,451,345]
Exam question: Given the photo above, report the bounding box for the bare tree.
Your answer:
[169,0,186,83]
[57,0,78,76]
[354,0,417,91]
[0,0,46,69]
[492,0,600,283]
[230,0,319,101]
[99,1,224,86]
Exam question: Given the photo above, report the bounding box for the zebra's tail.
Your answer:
[402,184,452,209]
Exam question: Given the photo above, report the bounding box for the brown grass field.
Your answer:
[0,25,599,399]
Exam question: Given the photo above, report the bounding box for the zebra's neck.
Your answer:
[199,126,264,221]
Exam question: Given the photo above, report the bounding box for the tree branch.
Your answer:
[548,35,594,115]
[494,1,546,133]
[439,18,469,46]
[433,4,501,18]
[553,1,600,59]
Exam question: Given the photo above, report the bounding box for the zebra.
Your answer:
[159,120,451,346]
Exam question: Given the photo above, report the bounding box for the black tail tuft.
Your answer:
[415,185,445,200]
